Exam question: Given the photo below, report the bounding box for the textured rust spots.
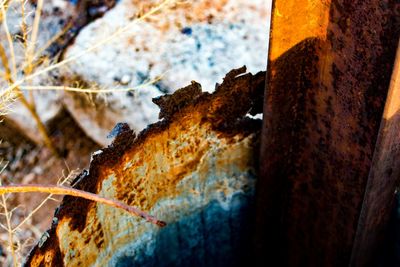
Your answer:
[56,126,136,232]
[24,217,64,266]
[25,67,265,266]
[257,0,399,266]
[351,41,400,266]
[152,81,203,120]
[109,67,265,212]
[113,141,209,210]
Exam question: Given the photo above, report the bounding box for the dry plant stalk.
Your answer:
[19,74,165,93]
[0,164,18,267]
[0,193,17,267]
[0,0,175,264]
[0,168,74,266]
[0,0,176,156]
[11,168,78,234]
[0,167,166,266]
[0,184,166,227]
[0,1,59,157]
[1,0,176,94]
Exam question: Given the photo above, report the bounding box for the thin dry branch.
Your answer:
[24,0,43,75]
[12,169,77,233]
[0,3,17,79]
[0,184,167,227]
[0,1,59,156]
[18,75,164,93]
[30,21,72,64]
[0,167,17,267]
[0,42,12,81]
[1,194,17,267]
[0,0,175,157]
[16,92,60,157]
[0,0,10,25]
[19,0,28,51]
[1,0,176,95]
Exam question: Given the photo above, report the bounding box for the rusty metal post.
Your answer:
[351,40,400,267]
[256,0,399,266]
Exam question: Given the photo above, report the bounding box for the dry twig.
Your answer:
[0,184,166,227]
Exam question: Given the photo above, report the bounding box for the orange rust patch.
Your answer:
[25,67,265,266]
[56,208,106,266]
[269,0,331,60]
[110,115,210,210]
[258,0,400,266]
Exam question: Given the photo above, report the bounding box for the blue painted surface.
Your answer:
[115,194,255,267]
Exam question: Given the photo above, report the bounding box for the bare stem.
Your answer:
[19,0,28,51]
[18,74,164,93]
[0,43,11,81]
[0,3,17,78]
[0,184,166,227]
[0,177,18,267]
[1,194,17,267]
[25,0,43,75]
[0,0,174,158]
[29,21,73,67]
[20,0,34,105]
[13,170,74,233]
[1,0,176,95]
[16,91,60,157]
[0,2,58,157]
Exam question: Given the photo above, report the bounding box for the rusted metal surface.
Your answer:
[351,41,400,267]
[25,67,265,266]
[257,0,399,266]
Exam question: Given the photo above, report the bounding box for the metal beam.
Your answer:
[256,0,399,266]
[351,40,400,267]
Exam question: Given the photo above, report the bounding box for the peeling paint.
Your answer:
[25,67,265,266]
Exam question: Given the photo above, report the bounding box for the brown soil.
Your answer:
[0,108,99,263]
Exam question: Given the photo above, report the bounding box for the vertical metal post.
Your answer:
[351,40,400,267]
[256,0,399,266]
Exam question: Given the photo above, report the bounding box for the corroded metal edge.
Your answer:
[24,67,265,266]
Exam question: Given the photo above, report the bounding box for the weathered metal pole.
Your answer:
[256,0,399,266]
[351,40,400,267]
